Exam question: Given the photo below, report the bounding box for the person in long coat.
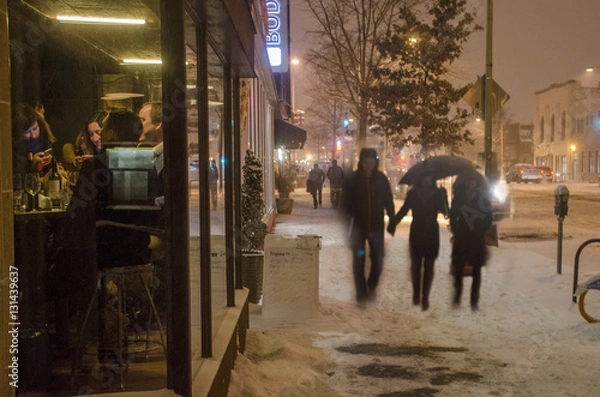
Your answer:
[342,148,395,306]
[307,162,326,209]
[394,174,449,311]
[449,171,492,311]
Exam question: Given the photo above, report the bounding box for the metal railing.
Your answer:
[572,238,600,302]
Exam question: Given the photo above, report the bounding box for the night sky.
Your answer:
[291,0,600,124]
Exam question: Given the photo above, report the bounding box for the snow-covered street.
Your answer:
[229,184,600,397]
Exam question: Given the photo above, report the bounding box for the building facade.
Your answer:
[0,0,286,396]
[534,80,600,182]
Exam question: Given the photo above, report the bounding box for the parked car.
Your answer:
[520,165,554,183]
[505,163,532,183]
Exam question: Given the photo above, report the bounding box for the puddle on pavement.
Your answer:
[337,343,482,394]
[336,343,467,357]
[378,388,439,397]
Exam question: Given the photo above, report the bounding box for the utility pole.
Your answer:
[484,0,494,179]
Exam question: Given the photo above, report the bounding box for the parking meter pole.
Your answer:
[557,218,563,274]
[554,185,570,275]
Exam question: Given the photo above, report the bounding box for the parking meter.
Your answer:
[554,185,570,220]
[555,185,569,274]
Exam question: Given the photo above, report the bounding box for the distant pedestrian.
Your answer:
[327,159,344,209]
[209,158,219,210]
[342,148,395,306]
[393,174,449,311]
[307,162,326,209]
[449,171,492,311]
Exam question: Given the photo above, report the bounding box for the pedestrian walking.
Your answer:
[449,171,492,311]
[307,162,326,209]
[327,159,344,209]
[342,148,396,306]
[393,174,449,311]
[209,158,219,210]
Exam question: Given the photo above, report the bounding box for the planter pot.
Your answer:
[276,197,294,214]
[242,252,264,304]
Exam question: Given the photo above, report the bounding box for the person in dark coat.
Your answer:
[209,158,219,210]
[394,174,449,311]
[307,162,326,209]
[449,171,492,311]
[342,148,395,306]
[327,159,344,209]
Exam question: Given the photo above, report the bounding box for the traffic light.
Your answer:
[336,139,342,151]
[342,118,349,128]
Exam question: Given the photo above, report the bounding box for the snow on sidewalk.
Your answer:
[229,190,600,397]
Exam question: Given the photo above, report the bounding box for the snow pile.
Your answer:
[228,329,336,396]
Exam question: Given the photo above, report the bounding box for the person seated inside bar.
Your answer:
[60,108,163,363]
[12,103,56,176]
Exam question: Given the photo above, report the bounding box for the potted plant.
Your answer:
[275,163,297,214]
[241,149,268,303]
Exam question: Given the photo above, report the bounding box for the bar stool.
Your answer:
[71,263,166,389]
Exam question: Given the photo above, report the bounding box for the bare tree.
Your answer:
[303,0,419,151]
[305,88,347,160]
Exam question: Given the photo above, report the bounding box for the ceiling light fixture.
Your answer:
[56,15,146,25]
[121,59,162,65]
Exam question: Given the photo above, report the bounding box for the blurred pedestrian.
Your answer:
[209,158,219,210]
[449,171,492,311]
[327,159,344,209]
[307,162,326,209]
[394,174,448,311]
[342,148,395,306]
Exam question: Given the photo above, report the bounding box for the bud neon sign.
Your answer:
[266,0,289,73]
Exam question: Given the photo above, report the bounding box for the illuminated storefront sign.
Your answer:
[266,0,289,73]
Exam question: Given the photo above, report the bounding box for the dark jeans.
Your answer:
[451,236,486,309]
[311,184,323,208]
[330,187,342,208]
[351,229,385,302]
[452,261,482,309]
[210,185,217,210]
[409,247,436,307]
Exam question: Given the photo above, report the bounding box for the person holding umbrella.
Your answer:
[449,170,493,311]
[393,167,449,311]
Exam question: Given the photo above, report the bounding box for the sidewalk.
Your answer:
[233,188,599,397]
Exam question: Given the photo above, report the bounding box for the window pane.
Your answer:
[10,0,166,393]
[207,46,228,337]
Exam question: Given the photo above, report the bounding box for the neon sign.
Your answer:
[266,0,289,73]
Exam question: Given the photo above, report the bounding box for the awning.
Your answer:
[274,119,307,149]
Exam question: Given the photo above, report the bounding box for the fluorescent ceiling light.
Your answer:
[56,15,146,25]
[122,59,162,65]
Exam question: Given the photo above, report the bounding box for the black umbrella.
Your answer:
[452,169,489,190]
[399,155,478,185]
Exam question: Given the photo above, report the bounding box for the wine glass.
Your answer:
[24,173,42,211]
[13,174,24,212]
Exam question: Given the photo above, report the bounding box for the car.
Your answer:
[505,163,532,183]
[520,165,554,183]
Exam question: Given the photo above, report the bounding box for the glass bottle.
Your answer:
[48,157,62,210]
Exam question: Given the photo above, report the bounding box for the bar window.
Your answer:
[10,0,167,394]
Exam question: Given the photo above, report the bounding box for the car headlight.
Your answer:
[491,182,508,203]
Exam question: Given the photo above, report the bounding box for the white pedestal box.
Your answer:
[262,234,321,320]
